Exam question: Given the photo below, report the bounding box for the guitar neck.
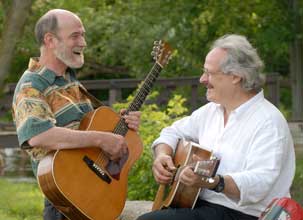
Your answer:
[113,62,162,136]
[127,62,162,112]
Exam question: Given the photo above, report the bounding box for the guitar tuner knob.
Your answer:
[207,178,215,184]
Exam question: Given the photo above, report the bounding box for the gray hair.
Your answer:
[211,34,265,92]
[34,13,58,47]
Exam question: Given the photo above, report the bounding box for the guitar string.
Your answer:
[93,65,161,167]
[93,64,162,167]
[94,63,162,171]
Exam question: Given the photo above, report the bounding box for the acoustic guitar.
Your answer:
[37,40,172,220]
[152,139,220,210]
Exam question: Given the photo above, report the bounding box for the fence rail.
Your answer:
[0,74,292,149]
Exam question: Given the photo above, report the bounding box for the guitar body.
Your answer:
[152,139,214,210]
[37,40,173,220]
[38,106,143,220]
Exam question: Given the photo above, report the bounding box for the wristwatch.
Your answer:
[212,174,225,193]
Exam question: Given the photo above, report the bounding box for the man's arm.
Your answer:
[28,127,128,161]
[223,175,240,199]
[152,143,176,184]
[28,110,141,161]
[179,166,241,200]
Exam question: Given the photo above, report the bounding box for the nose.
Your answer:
[199,73,208,85]
[79,36,87,47]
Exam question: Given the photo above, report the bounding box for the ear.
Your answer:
[231,74,242,85]
[43,32,56,49]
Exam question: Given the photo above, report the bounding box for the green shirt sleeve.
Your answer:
[13,84,55,148]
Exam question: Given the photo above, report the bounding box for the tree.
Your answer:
[290,0,303,120]
[0,0,302,119]
[0,0,34,86]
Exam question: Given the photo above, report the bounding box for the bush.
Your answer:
[114,91,303,204]
[113,91,188,200]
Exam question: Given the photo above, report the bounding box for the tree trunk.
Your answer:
[0,0,33,87]
[290,0,303,121]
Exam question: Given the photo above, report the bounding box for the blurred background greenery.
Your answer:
[0,0,302,219]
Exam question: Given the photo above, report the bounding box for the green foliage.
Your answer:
[3,0,300,83]
[2,0,298,116]
[0,178,43,220]
[113,91,188,200]
[0,95,302,219]
[291,155,303,204]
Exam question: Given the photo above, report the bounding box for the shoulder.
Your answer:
[14,67,55,96]
[251,99,291,140]
[259,99,288,125]
[13,68,56,107]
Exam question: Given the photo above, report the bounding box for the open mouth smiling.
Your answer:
[73,51,82,55]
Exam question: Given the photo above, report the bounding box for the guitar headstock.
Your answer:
[193,157,220,183]
[151,40,172,68]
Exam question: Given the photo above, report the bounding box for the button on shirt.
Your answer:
[152,90,295,217]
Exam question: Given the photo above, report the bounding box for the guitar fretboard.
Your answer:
[113,62,163,136]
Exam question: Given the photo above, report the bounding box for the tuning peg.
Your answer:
[207,178,215,184]
[154,44,161,50]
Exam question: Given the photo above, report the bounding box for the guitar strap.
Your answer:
[79,85,104,109]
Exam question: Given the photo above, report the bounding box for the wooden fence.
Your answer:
[0,73,292,149]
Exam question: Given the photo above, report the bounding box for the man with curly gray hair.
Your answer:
[138,34,295,220]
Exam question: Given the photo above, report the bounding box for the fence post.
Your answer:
[266,73,280,107]
[190,84,198,110]
[109,88,121,106]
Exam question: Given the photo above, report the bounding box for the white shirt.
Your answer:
[152,90,295,217]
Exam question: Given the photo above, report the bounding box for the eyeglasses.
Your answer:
[201,67,224,77]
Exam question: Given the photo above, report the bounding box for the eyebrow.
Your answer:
[202,67,209,73]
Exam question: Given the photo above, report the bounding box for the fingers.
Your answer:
[179,166,200,187]
[121,110,141,131]
[153,166,173,184]
[99,133,128,161]
[153,155,176,184]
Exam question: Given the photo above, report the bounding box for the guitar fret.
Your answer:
[112,44,170,136]
[37,41,172,220]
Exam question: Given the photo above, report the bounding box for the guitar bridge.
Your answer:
[83,156,112,184]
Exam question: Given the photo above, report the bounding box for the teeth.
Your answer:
[73,47,84,54]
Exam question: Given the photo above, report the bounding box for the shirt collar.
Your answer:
[215,90,265,117]
[232,90,265,117]
[28,57,77,84]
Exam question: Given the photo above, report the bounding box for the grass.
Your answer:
[0,158,302,219]
[0,178,43,220]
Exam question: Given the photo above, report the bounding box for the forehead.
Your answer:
[204,48,227,71]
[56,14,85,36]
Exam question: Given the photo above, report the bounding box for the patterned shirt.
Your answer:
[12,58,94,161]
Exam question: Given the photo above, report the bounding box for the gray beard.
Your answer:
[54,47,84,69]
